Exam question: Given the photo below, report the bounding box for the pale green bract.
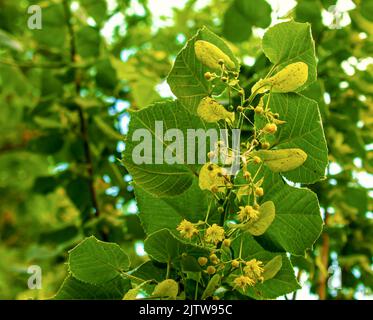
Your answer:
[194,40,235,70]
[253,148,308,173]
[251,62,309,94]
[229,201,276,236]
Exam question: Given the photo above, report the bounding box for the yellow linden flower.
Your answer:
[237,206,248,222]
[237,205,260,222]
[176,219,199,239]
[247,206,260,221]
[233,275,255,290]
[244,259,264,282]
[204,223,225,244]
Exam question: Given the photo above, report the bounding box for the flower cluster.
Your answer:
[237,205,260,223]
[233,275,255,290]
[176,219,199,239]
[176,220,226,246]
[204,224,225,245]
[244,259,264,282]
[233,259,265,290]
[184,39,288,297]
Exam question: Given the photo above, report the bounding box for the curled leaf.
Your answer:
[152,279,179,299]
[197,97,235,123]
[263,256,282,281]
[194,40,235,70]
[254,148,307,172]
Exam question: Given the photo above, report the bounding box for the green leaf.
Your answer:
[360,0,373,22]
[66,177,91,212]
[222,0,271,43]
[122,100,218,197]
[68,236,130,285]
[110,57,161,108]
[38,225,79,245]
[262,21,317,91]
[54,275,130,300]
[230,234,300,299]
[235,166,323,256]
[144,229,208,264]
[28,132,64,154]
[258,167,323,255]
[95,59,118,90]
[167,27,239,114]
[80,0,107,25]
[259,93,328,184]
[76,26,100,58]
[32,4,66,49]
[201,274,221,299]
[301,80,327,120]
[135,179,215,235]
[263,255,282,281]
[295,0,323,35]
[93,116,124,141]
[131,261,167,283]
[181,255,202,272]
[131,78,161,108]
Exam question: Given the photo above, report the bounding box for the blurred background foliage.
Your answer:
[0,0,372,299]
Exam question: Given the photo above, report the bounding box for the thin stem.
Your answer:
[219,188,232,226]
[194,277,199,300]
[166,259,171,279]
[239,237,243,259]
[265,63,278,78]
[252,163,263,182]
[205,198,213,223]
[121,272,148,284]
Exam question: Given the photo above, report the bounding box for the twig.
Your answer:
[0,141,27,155]
[63,0,100,217]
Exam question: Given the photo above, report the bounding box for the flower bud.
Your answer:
[231,260,240,268]
[253,156,261,164]
[206,266,216,275]
[263,123,277,134]
[223,239,231,247]
[198,257,208,266]
[255,187,264,197]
